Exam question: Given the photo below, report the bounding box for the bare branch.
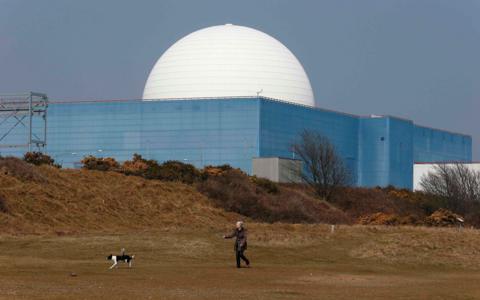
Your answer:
[420,163,480,213]
[291,130,351,200]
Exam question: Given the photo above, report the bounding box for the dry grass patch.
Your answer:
[2,228,480,300]
[0,165,240,235]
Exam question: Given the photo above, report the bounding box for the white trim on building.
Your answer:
[413,162,480,191]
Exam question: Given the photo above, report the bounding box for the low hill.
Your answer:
[0,157,352,234]
[0,157,472,234]
[0,159,240,234]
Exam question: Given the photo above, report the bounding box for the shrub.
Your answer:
[197,168,350,224]
[408,192,448,216]
[202,164,233,177]
[197,169,270,219]
[23,152,60,168]
[387,188,411,199]
[331,187,425,220]
[81,156,119,171]
[420,164,480,214]
[120,154,203,184]
[358,212,400,225]
[0,156,45,182]
[463,203,480,227]
[250,176,279,194]
[156,160,202,184]
[81,154,204,184]
[121,153,150,176]
[357,212,421,226]
[292,130,351,200]
[424,208,464,227]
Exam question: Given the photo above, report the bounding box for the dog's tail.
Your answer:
[132,255,135,259]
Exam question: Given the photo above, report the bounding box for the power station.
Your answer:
[0,24,472,189]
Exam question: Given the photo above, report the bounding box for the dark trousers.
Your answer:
[236,249,249,268]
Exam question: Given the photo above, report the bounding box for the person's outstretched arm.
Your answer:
[223,230,236,239]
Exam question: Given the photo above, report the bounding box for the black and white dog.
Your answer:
[107,249,135,269]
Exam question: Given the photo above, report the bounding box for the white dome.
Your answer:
[142,24,315,107]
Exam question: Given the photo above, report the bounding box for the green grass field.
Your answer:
[2,225,480,300]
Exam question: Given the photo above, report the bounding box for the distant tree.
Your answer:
[420,163,480,213]
[291,130,351,201]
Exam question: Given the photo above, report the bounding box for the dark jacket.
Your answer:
[225,228,247,251]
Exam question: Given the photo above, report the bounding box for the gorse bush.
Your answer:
[202,164,233,177]
[81,154,203,183]
[81,154,236,184]
[23,152,60,168]
[120,154,202,184]
[424,208,464,227]
[156,160,202,184]
[121,153,150,176]
[81,156,120,171]
[357,212,422,226]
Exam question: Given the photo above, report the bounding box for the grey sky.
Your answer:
[1,0,479,159]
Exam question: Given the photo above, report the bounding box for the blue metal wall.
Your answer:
[0,97,472,189]
[358,117,390,187]
[257,99,471,189]
[15,99,261,172]
[357,116,415,188]
[386,117,414,188]
[258,99,359,185]
[413,125,472,163]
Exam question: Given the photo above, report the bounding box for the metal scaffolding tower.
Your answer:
[0,92,48,151]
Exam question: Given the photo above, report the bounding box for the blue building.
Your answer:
[0,24,472,189]
[0,96,471,189]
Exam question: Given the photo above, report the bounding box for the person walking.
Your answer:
[223,221,250,268]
